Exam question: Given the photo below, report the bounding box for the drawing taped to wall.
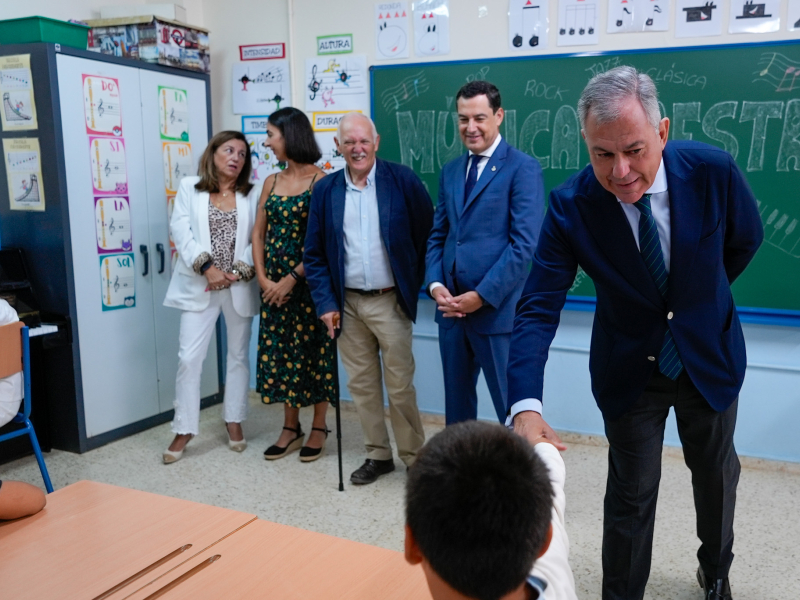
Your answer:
[675,0,721,36]
[790,0,800,30]
[305,55,369,113]
[729,0,780,34]
[607,0,669,33]
[413,0,450,56]
[509,0,550,51]
[557,0,599,46]
[232,60,291,115]
[0,54,37,131]
[376,1,410,59]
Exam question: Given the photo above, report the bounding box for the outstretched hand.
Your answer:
[513,411,567,451]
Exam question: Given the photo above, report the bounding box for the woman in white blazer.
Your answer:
[162,131,260,463]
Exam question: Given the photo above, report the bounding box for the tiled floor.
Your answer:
[2,395,798,599]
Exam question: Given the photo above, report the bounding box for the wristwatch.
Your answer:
[200,260,213,274]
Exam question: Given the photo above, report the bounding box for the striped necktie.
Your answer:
[633,194,683,380]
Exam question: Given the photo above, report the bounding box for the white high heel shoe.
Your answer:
[163,435,193,464]
[227,424,247,452]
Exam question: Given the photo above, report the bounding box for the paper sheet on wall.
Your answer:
[314,131,346,174]
[675,0,722,37]
[305,55,369,113]
[375,2,411,60]
[95,196,133,254]
[729,0,780,34]
[232,60,292,115]
[100,253,136,311]
[557,0,599,46]
[412,0,450,56]
[83,74,123,137]
[790,0,800,31]
[3,137,45,211]
[158,86,190,141]
[607,0,670,33]
[0,54,37,131]
[246,134,284,184]
[162,142,193,193]
[89,136,128,195]
[508,0,550,51]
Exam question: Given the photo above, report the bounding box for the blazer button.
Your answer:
[647,356,656,361]
[457,241,462,246]
[667,311,674,320]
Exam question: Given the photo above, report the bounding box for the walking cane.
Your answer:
[332,314,344,491]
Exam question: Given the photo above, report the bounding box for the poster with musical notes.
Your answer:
[3,137,45,211]
[158,86,190,141]
[0,54,38,131]
[557,0,599,46]
[675,0,722,37]
[607,0,669,33]
[95,196,132,254]
[89,136,128,195]
[100,253,136,311]
[83,74,123,137]
[162,142,193,193]
[728,0,780,34]
[508,0,550,51]
[232,60,292,115]
[305,55,369,113]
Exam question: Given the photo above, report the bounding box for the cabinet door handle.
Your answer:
[140,244,149,276]
[156,243,165,274]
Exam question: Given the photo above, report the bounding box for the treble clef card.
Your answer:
[158,86,190,141]
[162,142,193,193]
[99,253,136,311]
[89,136,128,195]
[95,196,132,254]
[83,74,123,137]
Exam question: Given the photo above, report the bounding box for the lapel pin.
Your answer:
[491,166,496,172]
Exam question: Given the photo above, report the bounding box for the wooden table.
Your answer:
[123,519,433,600]
[0,481,256,600]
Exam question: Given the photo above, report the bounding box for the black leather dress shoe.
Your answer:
[350,458,395,484]
[697,567,732,600]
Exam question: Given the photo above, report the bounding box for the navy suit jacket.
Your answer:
[507,141,764,421]
[425,138,544,334]
[304,158,433,323]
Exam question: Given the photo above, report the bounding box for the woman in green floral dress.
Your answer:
[251,108,335,462]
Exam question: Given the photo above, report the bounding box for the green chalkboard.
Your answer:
[370,42,800,316]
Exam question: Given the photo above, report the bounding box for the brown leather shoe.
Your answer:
[697,567,732,600]
[350,458,395,484]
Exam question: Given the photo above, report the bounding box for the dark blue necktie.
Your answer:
[464,154,482,202]
[633,194,683,380]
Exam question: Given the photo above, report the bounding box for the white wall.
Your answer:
[6,0,203,26]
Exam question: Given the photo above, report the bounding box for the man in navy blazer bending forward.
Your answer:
[305,113,433,485]
[426,80,544,424]
[508,66,763,600]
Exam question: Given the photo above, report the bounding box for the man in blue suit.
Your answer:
[426,80,544,425]
[305,113,433,485]
[508,67,763,600]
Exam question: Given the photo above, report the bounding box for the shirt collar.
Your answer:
[469,133,503,159]
[616,158,667,204]
[344,159,377,191]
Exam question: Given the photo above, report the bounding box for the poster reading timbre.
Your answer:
[0,54,38,131]
[3,137,45,211]
[100,253,136,311]
[162,142,193,193]
[158,86,190,141]
[89,136,128,195]
[95,196,133,254]
[83,74,123,136]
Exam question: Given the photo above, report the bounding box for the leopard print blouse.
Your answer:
[209,202,237,274]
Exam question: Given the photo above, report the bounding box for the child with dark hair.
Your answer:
[405,421,576,600]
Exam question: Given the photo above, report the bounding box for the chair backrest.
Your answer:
[0,321,23,379]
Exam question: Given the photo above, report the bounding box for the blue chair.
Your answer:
[0,322,53,493]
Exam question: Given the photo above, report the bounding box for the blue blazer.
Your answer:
[507,141,764,420]
[425,138,544,334]
[304,158,433,322]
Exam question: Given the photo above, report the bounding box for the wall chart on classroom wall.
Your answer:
[305,54,369,113]
[370,41,800,316]
[0,54,37,131]
[232,60,291,115]
[3,138,44,212]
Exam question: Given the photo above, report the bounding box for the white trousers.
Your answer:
[172,289,253,435]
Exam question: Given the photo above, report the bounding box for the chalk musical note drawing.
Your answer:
[95,196,132,254]
[683,2,716,22]
[753,52,800,92]
[162,142,193,193]
[736,1,771,19]
[379,71,430,113]
[100,253,136,311]
[758,200,800,258]
[90,136,128,195]
[83,74,123,136]
[158,87,189,141]
[305,55,369,113]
